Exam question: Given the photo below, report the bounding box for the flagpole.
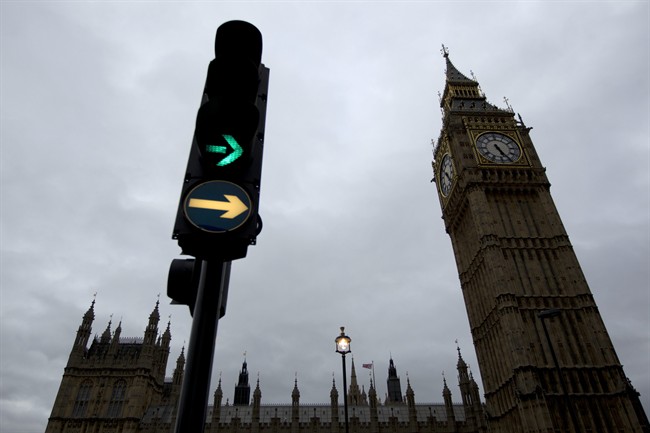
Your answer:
[372,361,376,390]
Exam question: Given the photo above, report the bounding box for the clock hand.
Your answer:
[494,144,513,161]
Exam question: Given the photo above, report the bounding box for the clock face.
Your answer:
[439,154,454,196]
[475,132,521,163]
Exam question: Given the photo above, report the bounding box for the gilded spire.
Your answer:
[441,45,475,84]
[438,47,507,117]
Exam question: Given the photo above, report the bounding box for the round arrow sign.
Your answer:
[184,181,252,233]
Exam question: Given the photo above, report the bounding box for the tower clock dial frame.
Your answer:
[439,153,454,196]
[475,131,522,164]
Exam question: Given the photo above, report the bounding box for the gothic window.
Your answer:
[71,380,93,417]
[106,380,127,418]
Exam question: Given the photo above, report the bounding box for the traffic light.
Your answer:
[172,21,269,261]
[167,259,230,317]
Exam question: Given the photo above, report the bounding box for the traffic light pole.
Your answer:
[173,260,231,433]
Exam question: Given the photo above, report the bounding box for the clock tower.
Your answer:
[431,47,648,433]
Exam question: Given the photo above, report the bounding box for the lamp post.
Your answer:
[538,309,581,433]
[335,327,351,433]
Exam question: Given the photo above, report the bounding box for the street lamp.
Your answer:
[538,309,581,433]
[335,327,351,433]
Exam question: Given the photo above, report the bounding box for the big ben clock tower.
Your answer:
[432,47,648,433]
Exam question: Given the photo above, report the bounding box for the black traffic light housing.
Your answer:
[167,259,230,317]
[172,21,269,261]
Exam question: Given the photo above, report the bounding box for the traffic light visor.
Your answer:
[214,21,262,67]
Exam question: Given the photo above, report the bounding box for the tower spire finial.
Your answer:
[441,44,449,58]
[503,96,514,112]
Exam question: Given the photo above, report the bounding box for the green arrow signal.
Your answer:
[205,134,243,166]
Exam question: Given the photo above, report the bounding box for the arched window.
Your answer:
[106,380,127,418]
[72,380,93,417]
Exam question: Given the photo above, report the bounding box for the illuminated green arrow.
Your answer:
[187,195,249,219]
[205,134,243,166]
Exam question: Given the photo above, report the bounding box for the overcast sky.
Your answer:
[1,2,648,432]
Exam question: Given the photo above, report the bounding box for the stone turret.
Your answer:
[330,376,339,433]
[291,377,300,433]
[70,299,95,361]
[347,358,367,405]
[386,357,403,404]
[443,376,456,424]
[234,358,251,405]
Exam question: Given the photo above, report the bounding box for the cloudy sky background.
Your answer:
[1,2,648,432]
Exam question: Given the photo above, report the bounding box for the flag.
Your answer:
[362,363,373,369]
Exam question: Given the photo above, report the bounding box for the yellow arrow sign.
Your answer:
[188,195,249,219]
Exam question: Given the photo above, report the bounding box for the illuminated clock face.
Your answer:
[475,132,521,163]
[439,154,454,196]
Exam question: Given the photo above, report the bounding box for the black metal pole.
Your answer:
[341,354,349,433]
[173,260,229,433]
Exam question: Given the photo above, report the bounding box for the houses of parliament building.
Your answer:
[45,300,487,433]
[46,51,648,433]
